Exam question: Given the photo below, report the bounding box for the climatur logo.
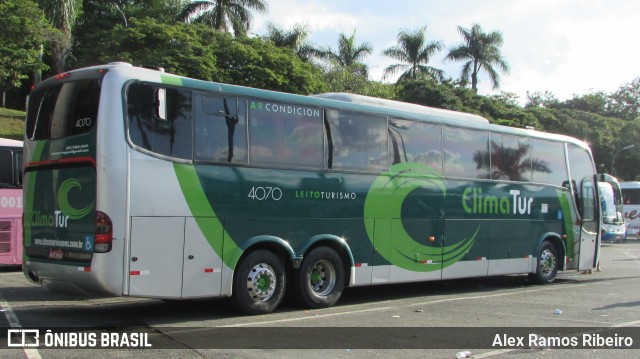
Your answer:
[32,179,94,229]
[364,163,478,272]
[462,187,534,215]
[58,178,94,220]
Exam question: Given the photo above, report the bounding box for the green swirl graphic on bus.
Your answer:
[364,163,478,272]
[57,178,94,220]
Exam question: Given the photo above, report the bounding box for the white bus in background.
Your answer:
[597,174,625,242]
[621,181,640,240]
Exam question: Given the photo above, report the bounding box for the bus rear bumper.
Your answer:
[23,260,123,297]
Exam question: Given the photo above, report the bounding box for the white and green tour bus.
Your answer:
[23,63,601,314]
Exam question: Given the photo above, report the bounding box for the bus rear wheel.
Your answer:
[293,246,345,309]
[232,250,286,315]
[534,241,558,284]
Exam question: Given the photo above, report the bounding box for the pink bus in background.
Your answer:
[0,138,23,266]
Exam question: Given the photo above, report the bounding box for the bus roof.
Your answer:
[311,92,490,124]
[620,181,640,189]
[0,138,23,147]
[55,62,592,152]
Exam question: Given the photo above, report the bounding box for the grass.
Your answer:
[0,108,25,141]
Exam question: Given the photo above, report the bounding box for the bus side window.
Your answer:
[0,150,12,185]
[326,110,387,172]
[388,119,443,172]
[195,94,247,163]
[248,101,323,168]
[530,139,568,186]
[490,134,531,182]
[443,127,489,179]
[127,83,193,160]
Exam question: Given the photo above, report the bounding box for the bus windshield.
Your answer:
[599,182,622,225]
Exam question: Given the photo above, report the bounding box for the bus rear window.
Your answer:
[26,80,101,140]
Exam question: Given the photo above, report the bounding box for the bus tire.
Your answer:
[534,241,558,284]
[293,246,345,309]
[232,250,286,315]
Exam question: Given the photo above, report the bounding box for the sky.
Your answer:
[250,0,640,104]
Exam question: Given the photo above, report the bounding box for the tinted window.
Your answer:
[0,150,11,185]
[127,83,193,160]
[195,94,247,163]
[568,144,595,182]
[389,119,442,172]
[568,144,596,221]
[490,134,531,181]
[26,80,101,140]
[530,139,568,186]
[443,127,489,178]
[623,188,640,205]
[326,110,387,172]
[248,100,323,168]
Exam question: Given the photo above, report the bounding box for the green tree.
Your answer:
[264,23,321,62]
[317,30,373,78]
[0,0,51,93]
[397,79,463,110]
[446,23,509,93]
[38,0,82,73]
[607,77,640,121]
[525,90,559,108]
[382,26,444,83]
[554,90,609,115]
[81,18,325,94]
[177,0,268,36]
[87,18,220,81]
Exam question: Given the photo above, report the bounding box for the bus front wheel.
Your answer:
[293,246,345,309]
[232,250,286,315]
[533,241,558,284]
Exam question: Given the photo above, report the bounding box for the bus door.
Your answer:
[577,177,600,270]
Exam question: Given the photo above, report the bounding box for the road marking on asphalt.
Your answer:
[407,283,587,307]
[219,306,392,327]
[0,295,42,359]
[220,283,586,328]
[611,319,640,327]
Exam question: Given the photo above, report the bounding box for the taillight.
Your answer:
[95,211,112,253]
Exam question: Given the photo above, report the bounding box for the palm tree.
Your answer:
[446,23,509,93]
[264,23,321,61]
[38,0,82,73]
[317,30,373,77]
[382,26,444,83]
[178,0,268,36]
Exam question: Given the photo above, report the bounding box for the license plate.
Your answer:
[48,249,64,260]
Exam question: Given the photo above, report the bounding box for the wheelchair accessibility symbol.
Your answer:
[84,235,94,252]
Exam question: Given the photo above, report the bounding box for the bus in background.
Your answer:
[0,138,23,266]
[22,63,600,315]
[597,174,625,242]
[621,181,640,240]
